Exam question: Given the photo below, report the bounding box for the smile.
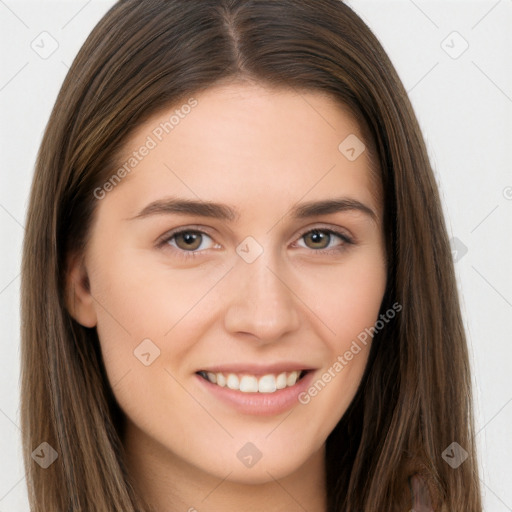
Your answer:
[197,370,307,393]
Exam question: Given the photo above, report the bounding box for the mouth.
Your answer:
[196,369,310,394]
[195,365,317,416]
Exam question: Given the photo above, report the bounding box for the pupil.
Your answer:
[179,232,200,249]
[309,230,327,248]
[184,233,196,244]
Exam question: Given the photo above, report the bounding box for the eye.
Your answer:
[160,229,218,254]
[295,228,353,253]
[157,226,354,260]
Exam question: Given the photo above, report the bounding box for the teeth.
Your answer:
[239,375,259,392]
[287,370,299,387]
[216,373,226,387]
[276,372,287,389]
[226,374,239,390]
[258,374,277,393]
[200,370,304,393]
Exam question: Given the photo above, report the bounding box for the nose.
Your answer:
[223,252,301,343]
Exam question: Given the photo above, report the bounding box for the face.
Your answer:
[68,82,387,486]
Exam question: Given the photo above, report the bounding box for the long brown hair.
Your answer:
[20,0,482,510]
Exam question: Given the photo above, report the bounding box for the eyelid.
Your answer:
[294,223,354,244]
[155,224,216,246]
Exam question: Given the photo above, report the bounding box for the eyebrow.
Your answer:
[129,196,377,224]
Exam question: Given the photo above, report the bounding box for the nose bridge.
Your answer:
[223,242,300,340]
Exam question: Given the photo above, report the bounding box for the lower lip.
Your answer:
[195,370,316,416]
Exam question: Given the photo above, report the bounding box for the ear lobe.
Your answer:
[65,255,97,328]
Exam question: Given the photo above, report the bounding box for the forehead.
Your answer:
[101,82,381,220]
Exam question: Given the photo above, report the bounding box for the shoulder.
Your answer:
[408,473,435,511]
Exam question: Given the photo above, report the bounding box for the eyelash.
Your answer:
[157,226,354,260]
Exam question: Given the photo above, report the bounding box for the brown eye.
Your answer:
[168,231,211,251]
[296,228,352,253]
[303,230,333,250]
[159,228,219,259]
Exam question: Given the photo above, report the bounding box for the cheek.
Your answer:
[292,249,387,429]
[89,243,222,337]
[299,246,387,345]
[334,263,386,340]
[88,245,231,392]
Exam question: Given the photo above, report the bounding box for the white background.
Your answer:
[0,1,511,510]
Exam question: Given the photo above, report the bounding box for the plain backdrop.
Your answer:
[1,1,511,510]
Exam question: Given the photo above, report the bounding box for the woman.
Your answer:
[20,0,482,510]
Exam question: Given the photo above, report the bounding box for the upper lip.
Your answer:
[197,363,316,376]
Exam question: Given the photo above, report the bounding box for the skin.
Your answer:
[67,81,387,512]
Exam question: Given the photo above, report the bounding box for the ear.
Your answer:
[65,254,97,328]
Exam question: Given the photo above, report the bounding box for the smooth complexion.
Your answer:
[67,82,387,512]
